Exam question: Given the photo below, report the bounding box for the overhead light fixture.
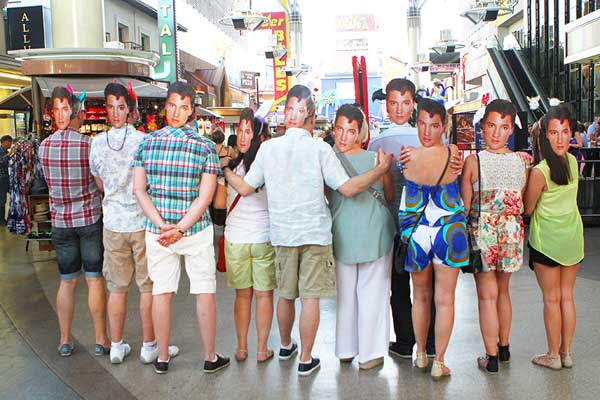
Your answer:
[430,41,465,54]
[282,66,304,77]
[460,0,515,24]
[218,1,269,31]
[265,45,287,59]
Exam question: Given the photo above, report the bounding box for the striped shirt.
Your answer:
[132,124,221,235]
[38,128,102,228]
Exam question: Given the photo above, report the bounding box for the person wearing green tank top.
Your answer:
[524,105,584,371]
[328,105,396,371]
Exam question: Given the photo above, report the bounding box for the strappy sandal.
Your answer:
[414,352,429,371]
[235,349,248,362]
[257,349,274,363]
[532,353,561,370]
[431,360,451,381]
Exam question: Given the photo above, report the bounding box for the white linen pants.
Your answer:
[335,248,393,362]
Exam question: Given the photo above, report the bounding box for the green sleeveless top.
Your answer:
[329,150,395,264]
[529,154,584,265]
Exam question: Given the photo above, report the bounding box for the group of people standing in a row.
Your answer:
[39,77,583,381]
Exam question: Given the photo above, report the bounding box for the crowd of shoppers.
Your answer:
[35,78,584,381]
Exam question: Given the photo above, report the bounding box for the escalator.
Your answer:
[487,47,549,123]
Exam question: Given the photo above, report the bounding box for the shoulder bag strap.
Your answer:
[335,149,391,212]
[227,194,242,216]
[404,147,452,241]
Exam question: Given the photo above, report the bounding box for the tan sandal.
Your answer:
[235,349,248,362]
[257,349,274,363]
[531,353,561,370]
[560,352,574,368]
[414,352,429,371]
[431,360,451,381]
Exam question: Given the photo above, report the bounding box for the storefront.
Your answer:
[0,55,32,137]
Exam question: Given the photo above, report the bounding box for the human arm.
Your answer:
[337,149,393,197]
[523,168,547,215]
[571,132,583,148]
[93,176,104,193]
[460,155,477,216]
[223,166,256,196]
[133,166,167,229]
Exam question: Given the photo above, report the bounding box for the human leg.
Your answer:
[255,289,274,358]
[410,266,433,355]
[390,236,415,354]
[533,263,562,357]
[250,242,275,360]
[57,277,79,345]
[474,271,499,356]
[274,246,299,347]
[497,271,513,347]
[299,297,320,363]
[559,264,580,356]
[234,288,253,359]
[432,263,460,364]
[335,258,359,360]
[195,293,217,361]
[357,249,392,364]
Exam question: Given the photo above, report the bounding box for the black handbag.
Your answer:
[462,153,483,274]
[395,148,452,274]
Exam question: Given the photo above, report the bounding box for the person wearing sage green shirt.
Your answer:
[328,104,395,370]
[524,105,584,371]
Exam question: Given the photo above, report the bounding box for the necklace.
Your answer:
[106,125,129,151]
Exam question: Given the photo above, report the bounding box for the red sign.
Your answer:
[258,12,291,110]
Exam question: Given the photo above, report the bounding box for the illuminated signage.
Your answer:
[335,14,376,32]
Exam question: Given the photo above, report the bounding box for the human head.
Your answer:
[284,84,315,129]
[481,99,517,151]
[539,105,573,185]
[1,135,13,150]
[227,134,237,148]
[385,78,416,125]
[51,86,83,130]
[211,129,225,145]
[416,98,446,147]
[165,81,195,129]
[237,108,254,154]
[333,104,365,153]
[228,116,268,172]
[104,83,131,129]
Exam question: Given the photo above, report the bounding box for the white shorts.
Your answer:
[146,226,216,295]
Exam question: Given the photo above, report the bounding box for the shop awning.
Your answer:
[195,106,222,119]
[36,77,168,98]
[0,86,32,111]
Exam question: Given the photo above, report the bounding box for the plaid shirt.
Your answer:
[132,124,222,235]
[39,128,102,228]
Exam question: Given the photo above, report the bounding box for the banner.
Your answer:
[155,0,177,83]
[258,12,292,111]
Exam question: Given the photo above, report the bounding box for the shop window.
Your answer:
[141,34,150,51]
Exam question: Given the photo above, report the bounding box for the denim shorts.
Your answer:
[52,219,104,280]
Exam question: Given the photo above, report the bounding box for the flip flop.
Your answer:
[257,349,274,363]
[235,349,248,362]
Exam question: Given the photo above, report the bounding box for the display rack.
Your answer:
[26,194,53,252]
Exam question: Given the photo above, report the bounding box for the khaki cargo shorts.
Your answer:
[274,244,336,299]
[103,229,152,293]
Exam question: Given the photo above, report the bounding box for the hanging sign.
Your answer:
[7,6,45,50]
[257,12,292,111]
[155,0,177,83]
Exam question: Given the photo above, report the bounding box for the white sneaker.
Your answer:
[140,345,180,364]
[110,342,131,364]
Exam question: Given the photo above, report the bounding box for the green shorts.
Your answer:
[274,244,336,299]
[224,241,276,291]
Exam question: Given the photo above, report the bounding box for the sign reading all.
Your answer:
[155,0,177,83]
[7,6,45,50]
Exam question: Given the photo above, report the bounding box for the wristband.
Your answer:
[158,222,165,230]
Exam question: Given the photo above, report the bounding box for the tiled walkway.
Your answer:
[1,227,599,400]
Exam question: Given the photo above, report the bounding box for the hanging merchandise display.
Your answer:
[7,139,37,235]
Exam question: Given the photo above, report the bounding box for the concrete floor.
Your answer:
[0,227,599,400]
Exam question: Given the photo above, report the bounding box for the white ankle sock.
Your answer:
[111,340,123,348]
[300,357,313,365]
[281,341,293,350]
[157,357,169,363]
[143,341,157,350]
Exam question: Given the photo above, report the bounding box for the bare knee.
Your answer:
[255,290,273,300]
[60,277,79,288]
[542,289,561,307]
[435,290,456,309]
[236,288,254,300]
[560,287,574,304]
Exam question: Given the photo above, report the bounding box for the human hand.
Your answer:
[396,145,414,167]
[450,150,464,175]
[376,149,393,172]
[516,151,532,169]
[220,157,231,168]
[158,225,183,247]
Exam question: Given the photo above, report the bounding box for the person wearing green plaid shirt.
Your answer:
[133,82,229,375]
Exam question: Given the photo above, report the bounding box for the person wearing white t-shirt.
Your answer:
[90,83,178,365]
[223,108,275,363]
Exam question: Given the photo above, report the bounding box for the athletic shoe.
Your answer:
[95,344,110,356]
[298,357,321,376]
[110,342,132,364]
[57,343,74,357]
[278,341,298,360]
[153,358,169,374]
[203,353,230,373]
[140,345,180,364]
[389,342,413,359]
